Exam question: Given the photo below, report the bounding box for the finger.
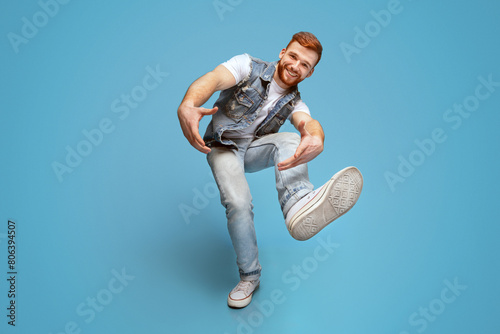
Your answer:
[192,131,205,148]
[195,143,211,154]
[184,121,210,153]
[278,146,312,170]
[277,154,303,170]
[190,129,211,153]
[277,155,296,168]
[278,157,305,171]
[293,142,307,159]
[190,137,211,154]
[201,106,218,116]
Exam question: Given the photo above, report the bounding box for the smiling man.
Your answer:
[177,32,363,308]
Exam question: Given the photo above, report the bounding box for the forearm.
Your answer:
[177,66,235,153]
[179,72,219,109]
[305,119,325,142]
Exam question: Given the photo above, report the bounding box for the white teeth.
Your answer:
[287,69,298,77]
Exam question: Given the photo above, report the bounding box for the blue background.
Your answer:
[1,0,499,333]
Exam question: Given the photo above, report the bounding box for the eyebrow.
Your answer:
[289,51,312,68]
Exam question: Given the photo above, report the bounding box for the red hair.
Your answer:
[286,32,323,66]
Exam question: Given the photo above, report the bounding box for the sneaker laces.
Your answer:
[233,281,256,295]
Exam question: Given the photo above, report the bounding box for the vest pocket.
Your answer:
[225,90,254,121]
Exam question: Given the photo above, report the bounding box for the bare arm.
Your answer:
[277,111,324,171]
[177,65,236,153]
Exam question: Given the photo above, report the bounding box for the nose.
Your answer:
[290,60,300,71]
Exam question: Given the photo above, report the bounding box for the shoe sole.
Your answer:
[227,284,259,309]
[288,166,363,241]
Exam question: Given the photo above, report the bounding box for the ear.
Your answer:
[306,67,315,78]
[278,48,286,59]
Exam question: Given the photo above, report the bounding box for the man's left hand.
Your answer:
[277,120,324,171]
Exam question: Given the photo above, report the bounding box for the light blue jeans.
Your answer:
[207,132,313,281]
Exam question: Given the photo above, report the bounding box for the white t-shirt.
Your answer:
[221,54,310,139]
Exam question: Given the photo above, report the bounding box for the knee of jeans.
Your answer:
[282,132,301,147]
[225,196,253,216]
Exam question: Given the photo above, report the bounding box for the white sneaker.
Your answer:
[286,166,363,241]
[227,280,260,309]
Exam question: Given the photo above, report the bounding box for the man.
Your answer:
[177,32,363,309]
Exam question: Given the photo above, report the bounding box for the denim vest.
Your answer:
[203,55,301,148]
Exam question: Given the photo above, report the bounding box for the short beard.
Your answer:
[277,60,301,87]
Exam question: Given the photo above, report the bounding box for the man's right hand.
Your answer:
[177,104,218,154]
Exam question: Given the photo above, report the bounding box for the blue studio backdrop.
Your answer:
[1,0,499,333]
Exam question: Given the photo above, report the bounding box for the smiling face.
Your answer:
[274,41,319,89]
